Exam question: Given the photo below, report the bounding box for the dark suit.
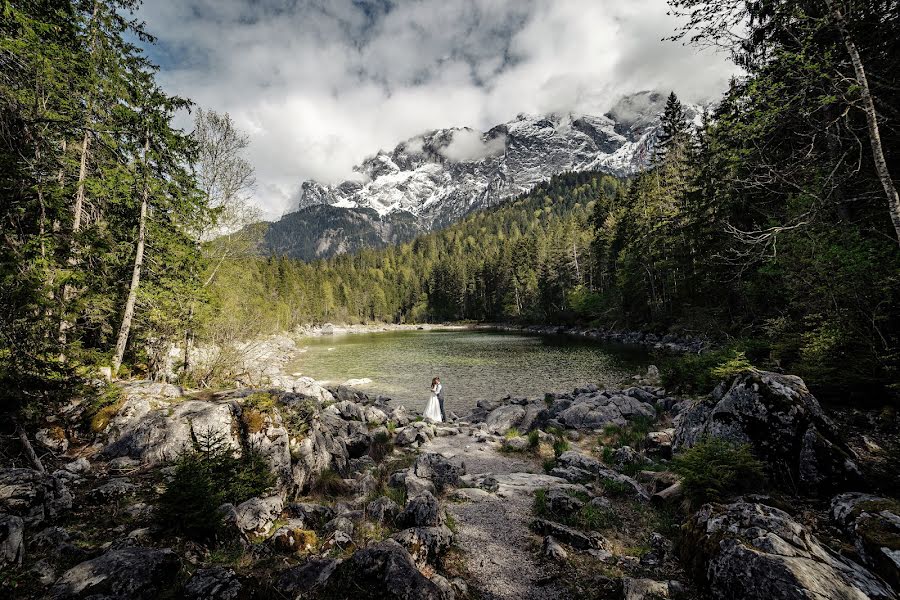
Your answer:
[437,384,446,420]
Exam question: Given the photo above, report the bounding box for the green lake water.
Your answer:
[284,329,651,416]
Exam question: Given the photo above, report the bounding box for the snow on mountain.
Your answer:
[292,91,698,229]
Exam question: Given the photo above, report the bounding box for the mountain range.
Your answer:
[258,91,700,260]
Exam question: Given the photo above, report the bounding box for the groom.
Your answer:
[436,377,447,421]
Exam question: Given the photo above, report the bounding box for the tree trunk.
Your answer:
[14,418,45,473]
[827,0,900,244]
[112,138,150,376]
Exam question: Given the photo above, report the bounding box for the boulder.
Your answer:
[324,516,355,536]
[0,468,72,525]
[89,478,138,501]
[831,492,900,589]
[286,502,334,528]
[274,376,335,404]
[623,578,674,600]
[673,370,860,492]
[503,436,529,452]
[184,566,246,600]
[542,535,568,560]
[413,453,464,492]
[50,546,181,600]
[484,404,526,434]
[394,422,434,447]
[367,496,401,524]
[232,496,283,536]
[274,558,338,597]
[645,429,675,458]
[531,519,605,550]
[553,392,655,429]
[0,514,24,566]
[404,474,436,497]
[398,492,442,528]
[545,487,584,514]
[319,539,445,599]
[681,502,896,600]
[391,525,454,567]
[36,427,69,454]
[270,526,318,554]
[551,452,649,500]
[290,419,348,494]
[101,397,239,465]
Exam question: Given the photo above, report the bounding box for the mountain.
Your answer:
[260,91,700,260]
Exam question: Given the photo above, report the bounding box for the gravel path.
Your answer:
[423,429,573,600]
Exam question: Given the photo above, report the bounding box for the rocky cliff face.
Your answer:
[261,91,701,260]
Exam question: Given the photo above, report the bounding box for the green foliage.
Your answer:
[552,437,570,458]
[157,430,275,541]
[527,429,540,449]
[672,438,765,504]
[599,478,631,497]
[533,488,615,531]
[711,352,754,380]
[504,428,521,439]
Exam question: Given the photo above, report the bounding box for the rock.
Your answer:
[232,496,283,536]
[324,516,355,536]
[277,376,336,403]
[484,404,526,434]
[107,456,140,472]
[50,546,181,600]
[531,519,605,550]
[290,418,349,494]
[673,370,861,492]
[101,396,239,466]
[286,502,334,528]
[545,487,584,514]
[682,502,896,600]
[0,514,24,566]
[430,573,456,600]
[0,468,72,525]
[354,471,379,496]
[553,392,656,430]
[36,427,69,454]
[831,492,900,589]
[645,429,675,458]
[611,446,647,470]
[405,474,437,497]
[450,488,493,502]
[542,535,568,560]
[90,478,137,501]
[394,422,435,446]
[367,496,401,524]
[503,436,529,452]
[320,539,445,600]
[623,578,672,600]
[414,453,464,492]
[63,458,91,474]
[398,491,443,527]
[270,526,318,554]
[274,558,338,597]
[184,566,245,600]
[391,525,454,567]
[551,452,649,500]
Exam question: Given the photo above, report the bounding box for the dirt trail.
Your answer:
[422,429,573,600]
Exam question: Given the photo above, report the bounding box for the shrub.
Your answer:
[672,437,765,503]
[527,429,540,449]
[369,430,394,462]
[157,430,276,541]
[710,352,755,380]
[552,438,570,457]
[504,427,521,439]
[310,468,351,497]
[533,488,614,531]
[599,477,631,497]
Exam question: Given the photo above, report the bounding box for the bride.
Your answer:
[423,377,443,422]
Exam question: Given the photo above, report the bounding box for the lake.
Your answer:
[284,329,651,416]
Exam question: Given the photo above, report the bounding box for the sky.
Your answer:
[138,0,737,220]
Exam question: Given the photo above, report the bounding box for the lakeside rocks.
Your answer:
[674,370,861,492]
[682,502,896,600]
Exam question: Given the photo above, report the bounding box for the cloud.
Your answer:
[137,0,736,219]
[438,130,507,162]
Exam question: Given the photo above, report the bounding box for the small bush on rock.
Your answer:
[157,430,276,541]
[672,438,764,503]
[527,430,540,449]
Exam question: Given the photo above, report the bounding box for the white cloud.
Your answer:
[138,0,736,220]
[439,130,507,162]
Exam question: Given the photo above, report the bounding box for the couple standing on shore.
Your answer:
[424,377,447,422]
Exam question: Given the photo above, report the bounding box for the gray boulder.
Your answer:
[0,514,24,566]
[319,539,445,599]
[545,487,584,514]
[36,428,69,454]
[484,404,526,434]
[414,453,464,492]
[554,392,655,429]
[398,492,442,528]
[682,502,896,600]
[50,546,181,599]
[542,535,568,560]
[274,558,338,597]
[367,496,401,524]
[551,451,649,500]
[831,492,900,590]
[290,418,349,494]
[101,396,238,465]
[184,566,245,600]
[531,519,605,550]
[232,496,283,536]
[673,370,860,492]
[391,525,454,567]
[0,468,72,525]
[286,501,334,528]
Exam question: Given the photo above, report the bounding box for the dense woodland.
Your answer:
[2,0,899,417]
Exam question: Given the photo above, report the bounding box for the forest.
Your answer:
[2,0,899,417]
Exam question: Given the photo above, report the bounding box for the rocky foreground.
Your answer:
[1,367,898,599]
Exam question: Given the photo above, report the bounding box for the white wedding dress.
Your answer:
[424,386,443,422]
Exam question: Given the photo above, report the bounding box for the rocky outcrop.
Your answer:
[183,566,246,600]
[391,525,454,567]
[230,496,284,537]
[413,453,464,493]
[49,546,181,599]
[0,514,24,566]
[682,502,896,600]
[274,558,339,597]
[319,539,446,599]
[0,469,72,525]
[674,370,861,492]
[831,492,900,590]
[398,492,443,528]
[551,451,649,500]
